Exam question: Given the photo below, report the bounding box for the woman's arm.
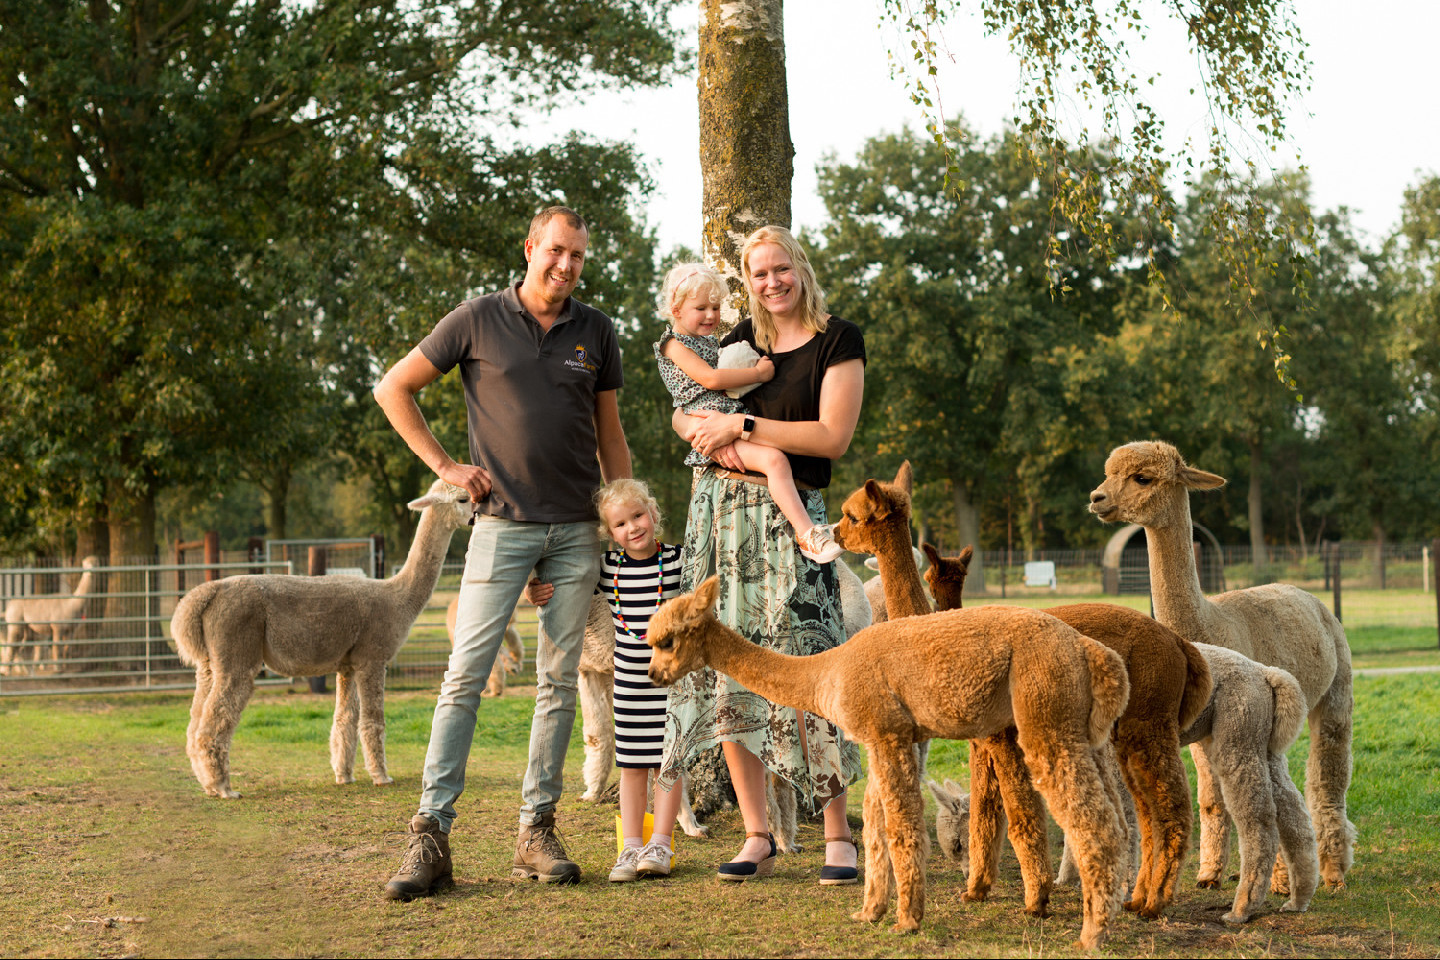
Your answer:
[661,338,774,392]
[688,358,864,460]
[672,407,746,471]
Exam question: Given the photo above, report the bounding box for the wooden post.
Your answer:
[203,530,220,582]
[1330,541,1342,625]
[1433,539,1439,650]
[371,534,385,580]
[247,537,264,576]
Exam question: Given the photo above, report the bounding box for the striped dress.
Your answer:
[598,542,684,768]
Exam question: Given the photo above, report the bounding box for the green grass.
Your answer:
[1,673,1438,958]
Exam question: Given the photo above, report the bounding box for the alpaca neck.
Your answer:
[1145,494,1215,631]
[71,567,94,598]
[388,507,454,617]
[873,523,930,619]
[701,622,828,718]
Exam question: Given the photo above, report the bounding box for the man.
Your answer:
[375,206,630,897]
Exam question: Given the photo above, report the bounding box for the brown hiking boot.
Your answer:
[383,814,453,901]
[512,813,581,884]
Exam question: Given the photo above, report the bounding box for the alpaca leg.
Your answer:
[194,671,257,799]
[766,774,800,854]
[355,661,392,785]
[988,730,1052,918]
[1116,754,1155,912]
[187,660,214,788]
[962,739,1006,904]
[1191,741,1231,888]
[1221,754,1278,926]
[1125,736,1192,918]
[872,741,927,933]
[578,667,613,802]
[854,769,893,923]
[1024,741,1125,951]
[331,668,360,785]
[0,622,17,676]
[1095,743,1137,891]
[1306,670,1356,888]
[673,775,709,838]
[1270,752,1319,913]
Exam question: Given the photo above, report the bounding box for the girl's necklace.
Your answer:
[613,542,663,639]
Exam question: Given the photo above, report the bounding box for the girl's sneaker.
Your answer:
[797,524,844,564]
[609,845,641,882]
[636,840,674,877]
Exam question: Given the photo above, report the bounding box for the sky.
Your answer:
[520,0,1439,255]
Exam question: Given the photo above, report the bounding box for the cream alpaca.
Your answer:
[647,576,1132,950]
[3,556,99,674]
[171,480,471,798]
[1090,440,1355,887]
[924,547,1213,919]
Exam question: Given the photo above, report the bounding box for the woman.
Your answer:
[657,225,865,883]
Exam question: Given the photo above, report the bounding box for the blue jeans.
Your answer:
[417,515,601,831]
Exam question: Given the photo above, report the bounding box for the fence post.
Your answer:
[1433,539,1440,650]
[204,531,220,583]
[248,537,264,576]
[1330,541,1342,625]
[371,534,385,580]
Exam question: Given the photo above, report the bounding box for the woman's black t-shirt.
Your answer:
[721,316,866,489]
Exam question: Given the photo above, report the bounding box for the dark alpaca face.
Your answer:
[922,545,972,611]
[832,462,915,554]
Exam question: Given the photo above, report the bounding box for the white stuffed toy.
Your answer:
[718,341,765,399]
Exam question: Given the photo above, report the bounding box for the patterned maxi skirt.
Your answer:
[657,469,863,814]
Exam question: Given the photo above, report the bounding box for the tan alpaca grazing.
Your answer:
[833,465,1056,919]
[1090,441,1355,888]
[924,547,1213,919]
[171,480,472,798]
[646,576,1132,949]
[3,556,100,674]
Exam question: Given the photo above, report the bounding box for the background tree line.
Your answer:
[3,4,1437,571]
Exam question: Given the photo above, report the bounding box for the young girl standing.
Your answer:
[526,478,685,881]
[654,262,843,563]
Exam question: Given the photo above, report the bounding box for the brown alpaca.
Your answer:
[1090,440,1355,888]
[647,576,1132,949]
[833,465,1056,919]
[171,480,471,798]
[924,545,1214,918]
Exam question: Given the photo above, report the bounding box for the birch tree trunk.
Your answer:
[698,0,792,324]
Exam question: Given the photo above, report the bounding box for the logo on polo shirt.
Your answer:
[565,343,598,373]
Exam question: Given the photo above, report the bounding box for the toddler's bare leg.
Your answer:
[734,439,814,536]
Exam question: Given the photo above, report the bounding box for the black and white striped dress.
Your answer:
[598,543,683,768]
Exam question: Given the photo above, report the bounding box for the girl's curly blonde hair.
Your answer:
[657,261,727,324]
[593,478,664,544]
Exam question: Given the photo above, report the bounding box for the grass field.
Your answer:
[1,664,1438,958]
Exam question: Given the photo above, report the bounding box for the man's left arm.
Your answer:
[594,389,631,482]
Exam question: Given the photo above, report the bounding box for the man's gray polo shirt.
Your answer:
[419,285,623,523]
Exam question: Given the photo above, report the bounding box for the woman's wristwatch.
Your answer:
[740,414,755,441]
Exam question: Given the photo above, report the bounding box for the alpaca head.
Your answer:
[922,543,972,611]
[1089,441,1225,528]
[833,461,914,555]
[80,556,99,569]
[407,478,475,530]
[926,778,971,867]
[646,575,724,686]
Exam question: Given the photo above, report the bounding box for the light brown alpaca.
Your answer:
[833,465,1056,919]
[647,576,1132,949]
[3,556,100,674]
[445,595,523,697]
[1090,440,1355,888]
[171,480,471,798]
[924,545,1214,918]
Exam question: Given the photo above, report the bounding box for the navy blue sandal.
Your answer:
[820,835,859,886]
[717,832,777,881]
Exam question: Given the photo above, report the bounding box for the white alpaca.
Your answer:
[170,480,471,798]
[3,556,100,675]
[444,595,524,697]
[1090,440,1355,888]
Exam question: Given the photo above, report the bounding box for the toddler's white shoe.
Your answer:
[636,840,674,878]
[609,845,641,882]
[797,524,844,564]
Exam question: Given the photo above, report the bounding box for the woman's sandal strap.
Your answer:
[746,831,774,840]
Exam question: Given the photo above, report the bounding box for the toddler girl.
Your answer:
[525,478,685,881]
[653,262,842,563]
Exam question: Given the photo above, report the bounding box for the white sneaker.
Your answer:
[636,840,674,877]
[797,524,844,564]
[609,846,641,882]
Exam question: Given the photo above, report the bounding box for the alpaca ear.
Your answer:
[407,494,437,511]
[863,480,891,518]
[1178,466,1226,490]
[894,460,914,495]
[957,545,974,567]
[694,575,720,611]
[921,542,942,568]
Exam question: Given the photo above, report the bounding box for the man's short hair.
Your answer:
[528,206,588,243]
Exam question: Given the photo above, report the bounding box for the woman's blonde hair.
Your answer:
[593,478,664,543]
[657,262,727,324]
[741,225,828,352]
